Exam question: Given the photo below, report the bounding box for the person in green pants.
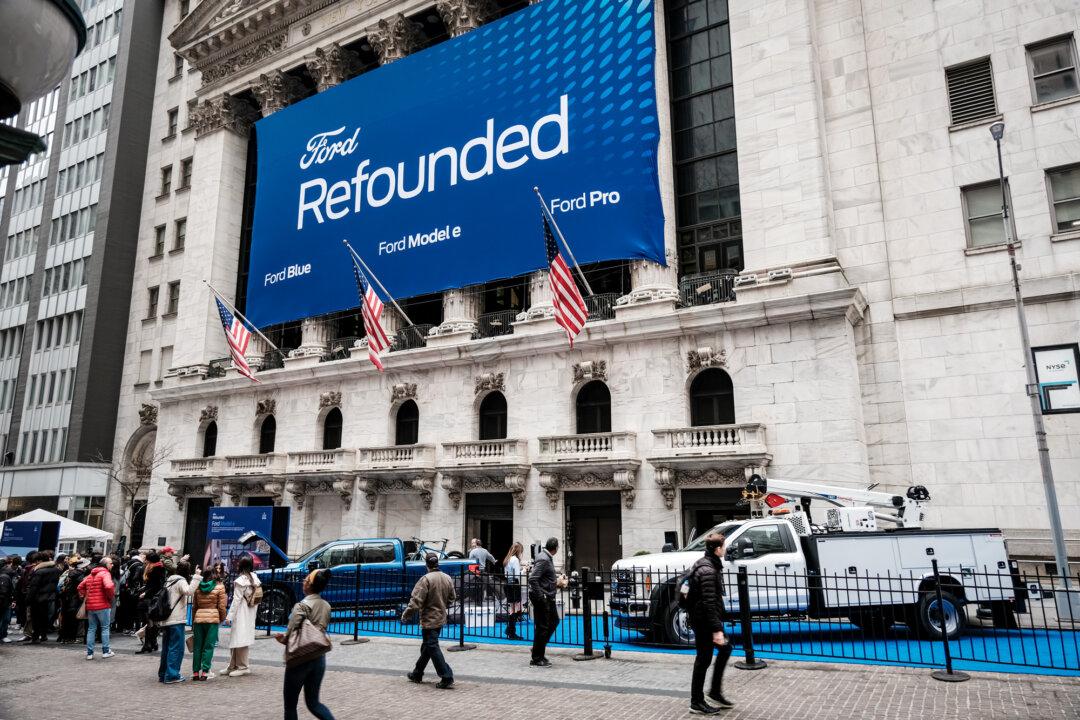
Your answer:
[191,567,227,681]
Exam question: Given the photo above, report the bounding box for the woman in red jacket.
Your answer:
[78,557,116,660]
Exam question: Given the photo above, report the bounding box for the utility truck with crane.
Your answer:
[610,475,1020,644]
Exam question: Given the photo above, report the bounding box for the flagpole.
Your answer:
[533,186,596,297]
[341,240,416,328]
[203,280,280,352]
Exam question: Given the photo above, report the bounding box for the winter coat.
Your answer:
[192,580,227,624]
[688,554,726,632]
[141,563,166,606]
[78,566,115,612]
[528,550,557,599]
[160,573,200,627]
[402,569,456,629]
[26,561,62,603]
[226,572,261,649]
[60,568,88,612]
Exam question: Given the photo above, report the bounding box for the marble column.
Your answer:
[366,13,424,64]
[431,286,481,340]
[304,43,362,91]
[517,269,555,322]
[243,334,268,372]
[435,0,497,37]
[292,317,332,359]
[172,94,261,376]
[616,251,680,308]
[251,69,307,116]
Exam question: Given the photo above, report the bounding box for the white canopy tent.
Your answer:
[0,508,113,544]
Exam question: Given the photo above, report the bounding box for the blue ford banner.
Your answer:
[205,506,281,571]
[247,0,664,327]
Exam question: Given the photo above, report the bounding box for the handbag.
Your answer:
[185,634,195,652]
[76,600,87,620]
[284,604,332,667]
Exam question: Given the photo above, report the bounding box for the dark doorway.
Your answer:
[564,490,622,572]
[246,497,275,507]
[575,381,611,434]
[183,498,212,568]
[689,369,735,426]
[464,492,513,564]
[323,408,342,450]
[395,400,419,445]
[680,487,747,545]
[129,500,147,550]
[202,422,217,457]
[478,392,507,440]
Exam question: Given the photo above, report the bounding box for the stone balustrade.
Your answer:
[537,431,637,462]
[652,423,767,456]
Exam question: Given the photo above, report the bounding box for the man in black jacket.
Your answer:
[687,533,735,714]
[0,555,19,643]
[25,551,61,643]
[527,537,565,667]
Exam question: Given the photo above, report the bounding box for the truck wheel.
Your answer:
[447,551,466,559]
[663,600,695,645]
[258,587,292,628]
[915,590,965,640]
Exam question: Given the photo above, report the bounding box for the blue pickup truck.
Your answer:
[255,537,478,626]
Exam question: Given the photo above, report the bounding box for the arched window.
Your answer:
[575,381,611,434]
[478,391,507,440]
[323,407,342,450]
[259,415,276,454]
[395,400,419,446]
[690,369,735,426]
[202,422,217,458]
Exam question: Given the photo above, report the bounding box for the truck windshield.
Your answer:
[682,522,743,552]
[295,541,333,563]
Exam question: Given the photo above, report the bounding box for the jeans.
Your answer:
[86,609,111,655]
[412,626,453,681]
[0,603,11,640]
[690,624,732,704]
[191,623,218,673]
[529,593,559,662]
[284,655,335,720]
[158,624,186,682]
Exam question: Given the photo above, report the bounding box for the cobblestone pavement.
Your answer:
[0,633,1076,720]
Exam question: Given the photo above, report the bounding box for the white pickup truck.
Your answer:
[610,478,1021,643]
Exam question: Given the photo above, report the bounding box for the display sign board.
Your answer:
[0,520,61,558]
[204,506,290,571]
[1033,344,1080,413]
[247,0,664,327]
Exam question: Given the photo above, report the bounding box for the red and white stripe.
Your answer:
[362,286,389,371]
[550,253,588,348]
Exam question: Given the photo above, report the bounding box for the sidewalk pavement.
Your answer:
[0,632,1076,720]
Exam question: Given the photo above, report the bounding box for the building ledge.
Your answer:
[893,270,1080,320]
[1030,94,1080,114]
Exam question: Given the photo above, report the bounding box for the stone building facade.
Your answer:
[110,0,1080,567]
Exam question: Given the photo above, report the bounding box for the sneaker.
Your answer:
[406,673,423,683]
[85,654,93,661]
[529,658,552,667]
[205,671,215,680]
[102,651,115,659]
[229,668,249,678]
[707,694,734,709]
[163,677,187,684]
[690,702,721,715]
[0,638,10,643]
[435,679,454,690]
[220,668,232,677]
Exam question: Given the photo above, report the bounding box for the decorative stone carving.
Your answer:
[505,474,527,510]
[201,33,288,85]
[435,0,497,38]
[319,391,342,409]
[203,482,224,502]
[412,477,434,510]
[251,69,307,115]
[208,0,256,28]
[189,93,261,137]
[199,405,219,423]
[573,360,607,383]
[256,398,276,417]
[613,469,636,510]
[305,43,362,92]
[139,403,158,426]
[263,481,284,505]
[654,467,677,510]
[687,347,727,372]
[366,13,423,64]
[167,483,188,511]
[222,482,244,506]
[332,478,355,510]
[441,475,463,510]
[357,479,378,511]
[474,372,504,395]
[538,473,560,510]
[391,383,417,402]
[285,480,307,510]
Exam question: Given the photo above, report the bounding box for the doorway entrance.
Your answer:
[565,490,622,572]
[680,487,747,545]
[183,498,212,567]
[464,492,514,564]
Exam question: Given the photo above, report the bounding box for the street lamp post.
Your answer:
[989,122,1072,595]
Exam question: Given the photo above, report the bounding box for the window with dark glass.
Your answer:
[478,391,507,440]
[395,400,419,445]
[323,408,342,450]
[202,422,217,457]
[1047,164,1080,233]
[259,415,276,454]
[1027,36,1079,104]
[576,381,611,434]
[666,0,742,277]
[690,368,735,426]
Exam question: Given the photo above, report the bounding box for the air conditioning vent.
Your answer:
[946,58,997,125]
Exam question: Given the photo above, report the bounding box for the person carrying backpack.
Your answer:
[223,555,261,677]
[155,561,200,684]
[686,533,735,715]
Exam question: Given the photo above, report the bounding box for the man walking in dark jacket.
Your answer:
[687,533,735,714]
[25,551,61,643]
[528,537,565,667]
[402,554,456,689]
[0,555,19,643]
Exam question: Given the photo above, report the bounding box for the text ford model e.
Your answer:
[610,476,1022,644]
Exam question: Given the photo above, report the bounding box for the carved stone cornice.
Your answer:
[687,347,727,373]
[441,472,526,510]
[573,360,607,384]
[251,69,308,115]
[435,0,497,38]
[139,403,158,426]
[256,398,276,417]
[319,391,342,409]
[366,13,423,65]
[653,466,748,510]
[201,32,289,86]
[190,93,261,137]
[391,383,417,402]
[199,405,219,423]
[474,372,504,395]
[305,42,362,91]
[356,473,436,511]
[284,478,338,510]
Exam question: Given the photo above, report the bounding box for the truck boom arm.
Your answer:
[746,475,930,528]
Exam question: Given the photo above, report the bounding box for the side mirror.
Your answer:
[661,543,676,553]
[741,544,756,558]
[308,559,323,570]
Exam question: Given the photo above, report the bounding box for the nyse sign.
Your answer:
[248,0,665,327]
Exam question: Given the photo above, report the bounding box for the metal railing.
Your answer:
[321,336,361,362]
[680,269,738,306]
[393,324,433,351]
[475,310,518,339]
[586,292,618,321]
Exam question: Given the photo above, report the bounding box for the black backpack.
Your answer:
[676,565,700,611]
[147,578,183,622]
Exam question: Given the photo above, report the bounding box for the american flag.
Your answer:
[351,256,390,371]
[215,296,258,382]
[544,213,589,347]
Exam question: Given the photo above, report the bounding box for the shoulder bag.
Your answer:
[285,603,332,667]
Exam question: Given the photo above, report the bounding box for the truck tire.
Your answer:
[914,589,965,640]
[257,587,292,628]
[663,599,695,645]
[446,551,466,559]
